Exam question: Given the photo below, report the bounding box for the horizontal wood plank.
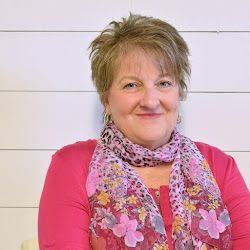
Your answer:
[0,208,38,250]
[0,151,51,207]
[1,0,250,31]
[0,32,96,91]
[0,92,249,150]
[0,92,103,149]
[180,93,250,151]
[132,0,250,31]
[1,32,250,92]
[0,0,130,31]
[183,32,250,92]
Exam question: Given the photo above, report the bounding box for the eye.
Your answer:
[158,81,172,88]
[123,82,137,89]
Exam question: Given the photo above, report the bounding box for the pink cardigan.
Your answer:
[38,140,250,249]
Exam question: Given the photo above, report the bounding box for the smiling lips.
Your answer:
[136,113,163,118]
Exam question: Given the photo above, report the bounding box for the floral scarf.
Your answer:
[86,122,232,249]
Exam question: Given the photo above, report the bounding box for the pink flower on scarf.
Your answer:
[189,157,202,179]
[86,169,101,197]
[199,208,226,239]
[112,214,144,247]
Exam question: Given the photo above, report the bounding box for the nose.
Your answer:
[139,87,160,110]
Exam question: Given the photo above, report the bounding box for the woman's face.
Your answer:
[105,48,180,150]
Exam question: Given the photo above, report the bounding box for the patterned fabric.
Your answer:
[86,122,232,249]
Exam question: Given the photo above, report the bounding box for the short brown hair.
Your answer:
[89,13,191,104]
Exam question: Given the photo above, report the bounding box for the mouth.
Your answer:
[136,113,163,118]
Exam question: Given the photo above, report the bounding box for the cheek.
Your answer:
[163,96,180,112]
[109,94,137,114]
[108,95,128,116]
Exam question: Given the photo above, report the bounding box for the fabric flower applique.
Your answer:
[208,199,220,210]
[97,191,110,205]
[206,183,220,199]
[98,218,108,229]
[112,214,144,247]
[152,242,168,250]
[114,197,126,211]
[187,185,202,196]
[112,163,125,176]
[184,199,196,212]
[219,209,231,227]
[95,207,117,229]
[105,177,121,190]
[199,209,226,239]
[138,207,147,221]
[91,213,101,227]
[128,195,137,205]
[192,236,203,248]
[172,215,183,234]
[152,215,165,235]
[192,237,208,250]
[202,160,210,171]
[114,202,123,211]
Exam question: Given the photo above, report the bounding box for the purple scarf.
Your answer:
[86,122,232,249]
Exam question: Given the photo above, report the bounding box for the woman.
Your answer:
[38,14,250,249]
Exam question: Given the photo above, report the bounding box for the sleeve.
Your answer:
[197,143,250,249]
[219,156,250,249]
[38,142,95,250]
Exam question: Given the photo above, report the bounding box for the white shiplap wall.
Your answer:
[1,1,249,249]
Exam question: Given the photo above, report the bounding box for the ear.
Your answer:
[103,95,110,114]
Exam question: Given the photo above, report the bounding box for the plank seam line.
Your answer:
[1,30,250,33]
[0,207,38,208]
[0,90,96,93]
[0,90,250,94]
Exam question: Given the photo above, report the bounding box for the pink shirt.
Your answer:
[38,140,250,249]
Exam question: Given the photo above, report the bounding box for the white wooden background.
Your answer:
[0,0,250,249]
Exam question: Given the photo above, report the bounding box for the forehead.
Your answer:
[114,47,171,77]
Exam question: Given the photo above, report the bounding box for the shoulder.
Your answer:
[54,139,97,162]
[194,141,231,163]
[194,141,234,173]
[48,139,97,179]
[194,141,241,193]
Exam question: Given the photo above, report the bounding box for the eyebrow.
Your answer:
[118,76,140,84]
[118,73,171,84]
